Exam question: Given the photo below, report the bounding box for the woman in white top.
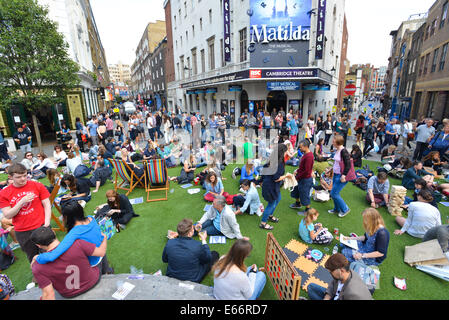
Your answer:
[53,145,68,167]
[21,151,39,171]
[395,189,441,238]
[33,152,57,174]
[213,239,266,300]
[401,119,413,153]
[66,151,83,175]
[163,115,172,144]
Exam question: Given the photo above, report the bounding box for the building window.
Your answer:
[209,9,212,24]
[200,18,203,31]
[184,2,187,17]
[239,28,247,62]
[192,48,197,75]
[440,43,448,71]
[423,53,430,75]
[200,49,205,73]
[186,31,188,42]
[220,39,224,67]
[208,39,215,70]
[431,48,440,73]
[192,25,195,38]
[441,1,448,29]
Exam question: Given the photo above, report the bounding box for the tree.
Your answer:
[0,0,80,151]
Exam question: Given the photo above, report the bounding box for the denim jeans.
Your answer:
[199,220,223,236]
[261,194,281,223]
[307,283,327,300]
[330,174,349,214]
[246,267,267,300]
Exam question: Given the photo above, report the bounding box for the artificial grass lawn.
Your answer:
[3,159,449,300]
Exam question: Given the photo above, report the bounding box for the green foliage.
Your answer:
[0,0,80,111]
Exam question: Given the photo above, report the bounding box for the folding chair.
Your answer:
[109,158,145,196]
[48,178,66,232]
[144,159,169,202]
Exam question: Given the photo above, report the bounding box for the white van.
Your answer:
[122,101,136,114]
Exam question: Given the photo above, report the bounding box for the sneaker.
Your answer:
[231,168,238,179]
[118,223,126,230]
[9,242,20,251]
[78,200,86,208]
[328,209,338,214]
[338,209,351,218]
[289,203,302,210]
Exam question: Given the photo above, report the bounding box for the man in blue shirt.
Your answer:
[377,119,397,154]
[162,219,219,283]
[87,116,99,147]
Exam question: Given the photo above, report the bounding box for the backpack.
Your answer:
[73,164,91,178]
[0,274,15,300]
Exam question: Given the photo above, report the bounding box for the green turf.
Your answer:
[2,160,449,300]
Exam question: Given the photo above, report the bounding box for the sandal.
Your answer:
[268,216,279,223]
[259,223,274,230]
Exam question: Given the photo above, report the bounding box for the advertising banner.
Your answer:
[315,0,326,60]
[249,0,311,68]
[223,0,231,62]
[221,99,229,114]
[267,81,301,91]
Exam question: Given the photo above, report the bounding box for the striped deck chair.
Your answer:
[48,178,65,232]
[109,158,145,196]
[144,159,169,202]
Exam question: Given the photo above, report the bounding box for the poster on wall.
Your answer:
[221,99,229,114]
[223,0,231,62]
[315,0,327,60]
[249,0,312,68]
[289,99,302,118]
[230,100,236,124]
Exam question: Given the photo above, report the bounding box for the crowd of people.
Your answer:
[0,101,448,301]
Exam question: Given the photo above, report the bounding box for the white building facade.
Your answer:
[38,0,100,117]
[165,0,346,124]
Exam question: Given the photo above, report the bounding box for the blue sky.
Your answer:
[91,0,437,67]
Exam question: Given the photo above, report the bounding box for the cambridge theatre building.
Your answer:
[164,0,346,124]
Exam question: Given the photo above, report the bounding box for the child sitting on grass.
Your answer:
[298,208,333,245]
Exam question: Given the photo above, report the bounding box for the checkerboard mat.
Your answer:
[283,239,333,292]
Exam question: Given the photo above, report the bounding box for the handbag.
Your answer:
[339,156,357,182]
[407,133,415,140]
[283,175,298,192]
[313,190,330,202]
[81,134,87,143]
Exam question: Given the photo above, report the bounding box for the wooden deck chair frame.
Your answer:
[144,159,169,202]
[109,158,145,196]
[48,178,66,232]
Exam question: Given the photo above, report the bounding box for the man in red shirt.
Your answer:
[0,163,52,263]
[30,226,107,300]
[289,140,315,213]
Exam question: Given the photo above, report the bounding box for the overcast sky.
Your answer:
[90,0,436,67]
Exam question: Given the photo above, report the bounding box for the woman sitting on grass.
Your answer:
[423,151,447,176]
[21,152,39,173]
[212,239,266,300]
[60,173,92,206]
[314,138,330,162]
[95,190,140,231]
[33,152,57,175]
[204,171,229,202]
[340,208,390,266]
[381,145,396,165]
[298,208,333,245]
[53,145,68,167]
[403,178,439,209]
[169,154,196,184]
[395,189,441,239]
[45,168,62,194]
[240,160,261,186]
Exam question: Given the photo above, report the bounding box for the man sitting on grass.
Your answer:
[30,226,107,300]
[162,219,219,283]
[366,172,390,208]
